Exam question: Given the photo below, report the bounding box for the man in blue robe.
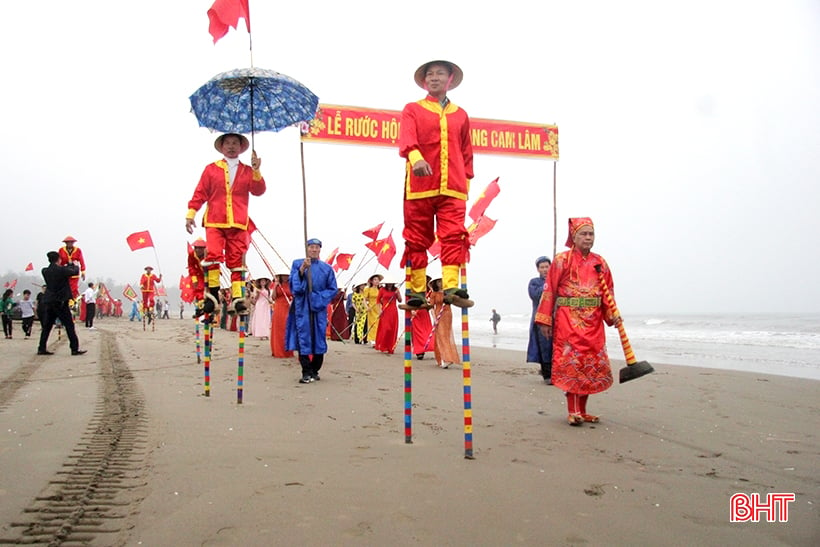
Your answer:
[286,238,338,383]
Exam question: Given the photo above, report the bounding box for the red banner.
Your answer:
[301,104,559,159]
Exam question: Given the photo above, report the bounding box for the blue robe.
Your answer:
[527,276,553,364]
[285,258,338,355]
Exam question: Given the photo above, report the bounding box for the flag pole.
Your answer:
[301,141,309,245]
[552,161,557,257]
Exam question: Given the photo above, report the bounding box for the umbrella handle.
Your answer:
[595,265,637,366]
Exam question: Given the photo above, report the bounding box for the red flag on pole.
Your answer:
[468,215,497,245]
[374,234,397,269]
[24,262,33,271]
[4,279,17,290]
[126,231,154,251]
[324,247,339,266]
[123,284,138,301]
[362,222,384,241]
[334,253,355,272]
[208,0,251,44]
[468,177,501,222]
[155,285,167,297]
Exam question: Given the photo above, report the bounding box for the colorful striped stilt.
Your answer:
[237,314,246,404]
[237,271,247,404]
[203,318,211,397]
[460,263,474,459]
[403,260,413,444]
[195,319,201,364]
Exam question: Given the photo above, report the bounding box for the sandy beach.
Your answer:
[0,317,817,546]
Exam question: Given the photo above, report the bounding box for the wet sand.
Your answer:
[1,317,817,545]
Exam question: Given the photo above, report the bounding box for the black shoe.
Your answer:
[416,353,424,360]
[37,350,54,355]
[299,375,313,384]
[71,350,87,356]
[311,373,321,381]
[444,287,470,300]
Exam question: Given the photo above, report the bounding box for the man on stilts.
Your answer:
[399,59,474,309]
[187,238,208,315]
[185,133,265,316]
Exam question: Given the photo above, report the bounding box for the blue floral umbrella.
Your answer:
[189,67,319,135]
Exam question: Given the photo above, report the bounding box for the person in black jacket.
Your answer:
[37,251,86,356]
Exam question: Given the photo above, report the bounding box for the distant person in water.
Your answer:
[490,309,501,334]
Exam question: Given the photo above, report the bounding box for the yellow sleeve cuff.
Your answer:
[186,209,197,220]
[408,149,424,165]
[253,169,262,181]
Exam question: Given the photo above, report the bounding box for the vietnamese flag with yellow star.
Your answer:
[126,231,154,251]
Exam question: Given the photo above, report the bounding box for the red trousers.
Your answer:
[142,292,155,311]
[402,195,469,269]
[205,226,249,284]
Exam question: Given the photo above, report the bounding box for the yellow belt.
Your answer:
[556,296,601,307]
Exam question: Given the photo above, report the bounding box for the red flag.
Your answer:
[468,177,501,222]
[208,0,251,44]
[468,215,497,245]
[324,247,339,265]
[126,230,154,251]
[334,253,354,271]
[4,279,17,290]
[362,221,384,241]
[24,262,33,271]
[123,284,138,301]
[374,234,397,269]
[155,285,167,297]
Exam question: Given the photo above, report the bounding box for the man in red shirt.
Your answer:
[58,235,86,300]
[187,238,209,315]
[140,266,162,314]
[186,134,264,315]
[399,59,474,309]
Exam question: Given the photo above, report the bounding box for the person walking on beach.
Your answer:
[535,218,621,426]
[490,309,501,334]
[82,282,97,329]
[37,251,86,356]
[286,238,338,383]
[528,256,554,384]
[129,299,141,321]
[1,289,14,339]
[185,133,265,316]
[399,59,474,309]
[430,278,460,369]
[20,289,36,339]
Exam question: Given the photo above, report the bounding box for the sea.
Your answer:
[468,312,820,381]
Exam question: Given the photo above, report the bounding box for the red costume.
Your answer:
[269,279,293,358]
[399,87,473,295]
[187,246,206,302]
[140,269,161,311]
[186,143,266,303]
[374,286,401,353]
[58,240,85,299]
[411,303,435,356]
[535,218,618,425]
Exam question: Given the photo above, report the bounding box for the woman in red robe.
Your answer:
[535,217,621,426]
[374,282,401,354]
[270,273,294,358]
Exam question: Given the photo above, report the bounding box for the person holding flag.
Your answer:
[185,133,265,316]
[58,236,86,301]
[399,59,474,309]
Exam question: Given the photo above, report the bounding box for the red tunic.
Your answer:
[399,96,473,200]
[187,161,265,229]
[374,287,400,353]
[270,284,294,358]
[187,250,205,301]
[58,246,85,298]
[140,273,161,308]
[535,249,617,395]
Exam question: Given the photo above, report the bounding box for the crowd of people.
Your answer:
[5,58,626,428]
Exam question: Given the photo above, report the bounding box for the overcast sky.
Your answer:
[2,0,818,316]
